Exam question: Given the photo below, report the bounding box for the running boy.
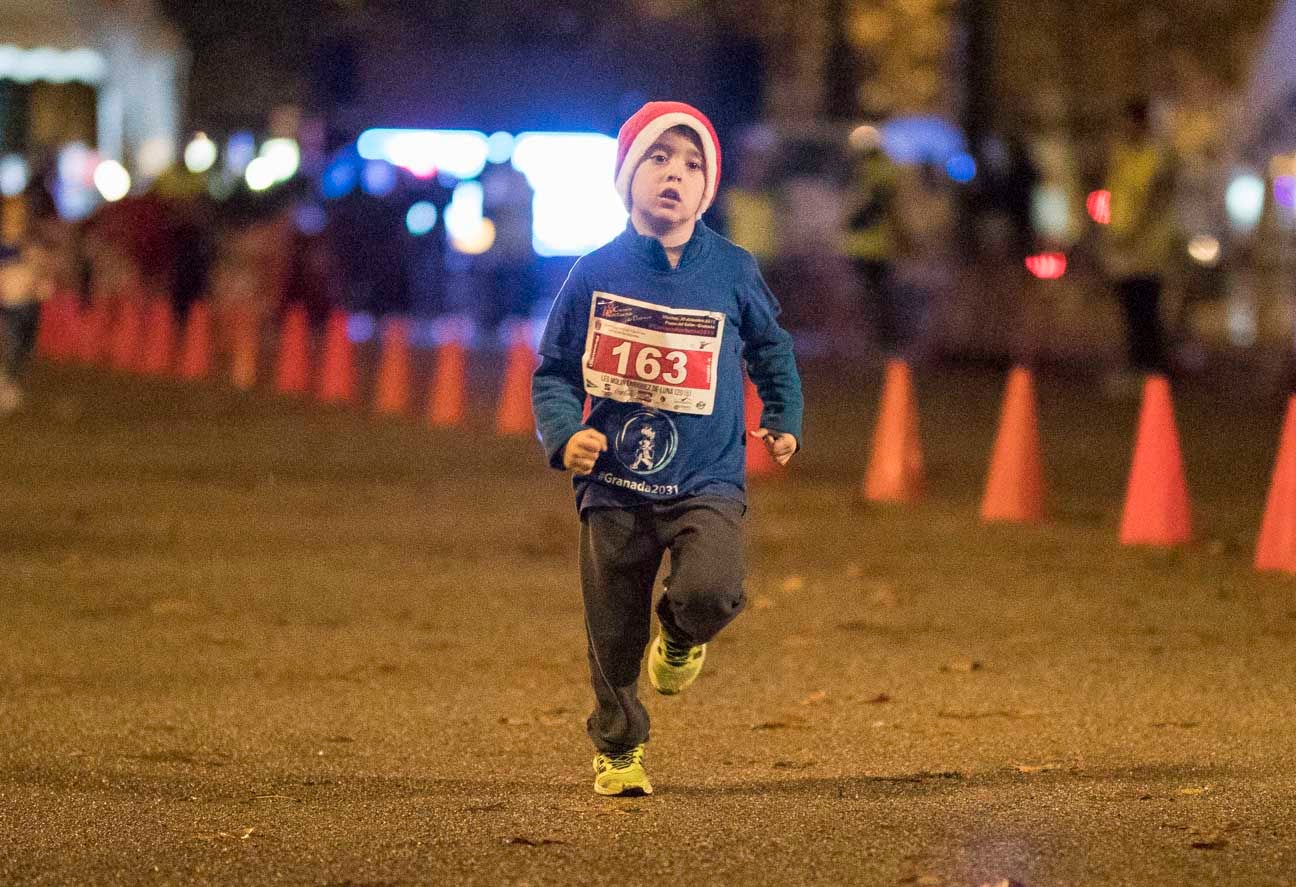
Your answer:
[532,101,803,796]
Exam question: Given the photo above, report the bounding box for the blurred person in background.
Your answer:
[723,126,778,274]
[1100,99,1180,396]
[480,158,537,334]
[844,126,904,356]
[0,233,55,414]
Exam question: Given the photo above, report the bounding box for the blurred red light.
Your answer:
[1025,252,1067,279]
[1087,189,1111,224]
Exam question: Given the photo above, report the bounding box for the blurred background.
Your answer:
[3,0,1295,385]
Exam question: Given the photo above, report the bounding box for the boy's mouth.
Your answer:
[658,188,681,203]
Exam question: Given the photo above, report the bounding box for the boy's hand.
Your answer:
[562,428,608,474]
[750,428,798,466]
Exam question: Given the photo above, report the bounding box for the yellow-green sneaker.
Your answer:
[593,744,652,796]
[648,628,706,695]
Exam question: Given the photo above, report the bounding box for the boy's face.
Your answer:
[629,129,707,235]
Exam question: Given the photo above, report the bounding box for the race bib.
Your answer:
[582,291,724,415]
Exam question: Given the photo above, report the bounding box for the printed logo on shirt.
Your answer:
[583,291,724,416]
[614,408,678,475]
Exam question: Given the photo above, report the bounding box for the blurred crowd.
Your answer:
[0,96,1287,415]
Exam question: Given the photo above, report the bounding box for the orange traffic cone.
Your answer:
[980,365,1046,522]
[1119,375,1192,546]
[274,305,312,395]
[863,358,924,502]
[495,327,536,435]
[374,316,413,416]
[176,302,213,381]
[108,298,144,372]
[745,375,778,477]
[226,304,259,391]
[140,297,176,376]
[427,338,468,427]
[317,309,355,404]
[79,300,112,364]
[1255,394,1296,573]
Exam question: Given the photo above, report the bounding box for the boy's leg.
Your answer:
[580,506,664,753]
[654,496,746,646]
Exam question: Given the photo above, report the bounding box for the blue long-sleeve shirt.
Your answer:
[532,220,803,512]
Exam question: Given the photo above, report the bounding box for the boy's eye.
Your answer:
[687,161,703,171]
[650,152,668,163]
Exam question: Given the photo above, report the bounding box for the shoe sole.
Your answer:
[593,782,653,796]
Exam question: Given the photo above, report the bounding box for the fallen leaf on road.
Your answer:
[865,692,893,704]
[1177,786,1210,796]
[939,709,1038,720]
[799,690,829,706]
[498,716,527,726]
[503,836,567,847]
[844,562,862,578]
[1151,721,1200,729]
[1190,835,1229,850]
[940,658,983,673]
[752,715,808,730]
[781,575,805,593]
[977,880,1025,887]
[772,759,815,770]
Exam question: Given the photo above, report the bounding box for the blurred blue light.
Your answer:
[406,200,438,236]
[226,131,256,174]
[322,157,358,199]
[511,132,627,256]
[361,160,397,197]
[880,115,966,165]
[487,131,515,165]
[347,313,376,343]
[946,152,977,183]
[294,203,328,235]
[1275,175,1296,209]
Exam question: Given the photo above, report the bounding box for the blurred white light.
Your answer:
[357,129,489,180]
[1031,184,1073,242]
[452,218,496,255]
[511,132,627,256]
[446,180,484,249]
[57,142,96,186]
[137,137,175,179]
[406,200,438,236]
[1226,172,1265,233]
[1187,234,1221,267]
[487,131,515,164]
[93,160,131,202]
[184,133,217,174]
[0,155,28,197]
[260,138,300,183]
[0,45,105,84]
[245,157,277,192]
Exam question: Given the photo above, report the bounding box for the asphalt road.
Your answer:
[2,357,1295,886]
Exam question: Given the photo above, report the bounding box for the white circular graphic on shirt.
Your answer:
[614,408,679,476]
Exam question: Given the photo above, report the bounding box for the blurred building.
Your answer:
[0,0,185,174]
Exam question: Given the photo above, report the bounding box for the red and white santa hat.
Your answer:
[614,101,722,218]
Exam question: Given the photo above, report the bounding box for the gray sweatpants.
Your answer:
[579,495,746,753]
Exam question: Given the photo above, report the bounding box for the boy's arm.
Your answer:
[739,256,804,451]
[532,266,592,469]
